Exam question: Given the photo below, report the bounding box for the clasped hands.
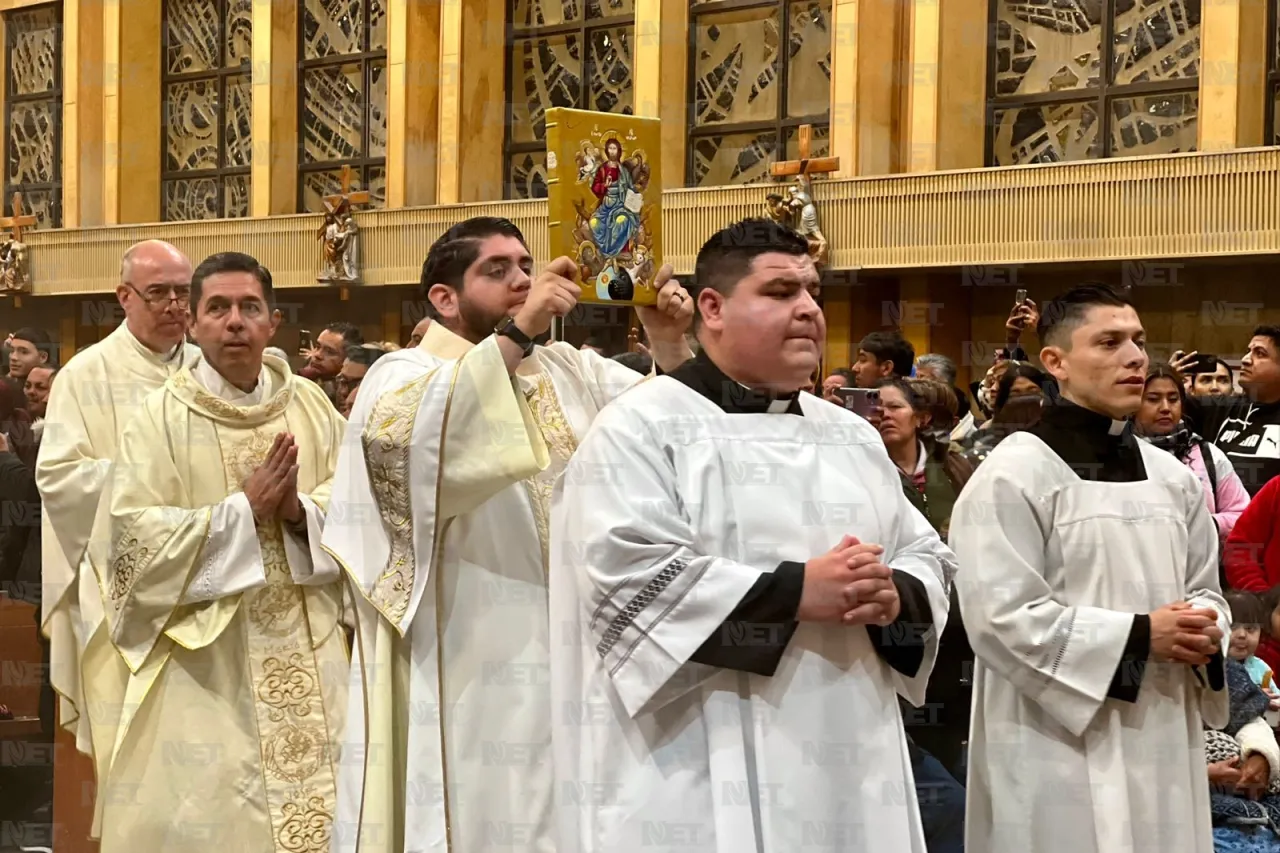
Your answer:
[1149,601,1223,666]
[1210,754,1272,800]
[244,432,303,527]
[798,535,900,626]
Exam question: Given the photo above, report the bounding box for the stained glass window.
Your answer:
[687,0,832,186]
[503,0,635,199]
[1270,0,1280,144]
[299,0,387,212]
[4,5,62,229]
[988,0,1201,166]
[160,0,252,221]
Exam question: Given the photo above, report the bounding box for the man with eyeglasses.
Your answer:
[35,239,199,839]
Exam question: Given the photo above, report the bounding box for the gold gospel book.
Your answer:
[545,108,661,306]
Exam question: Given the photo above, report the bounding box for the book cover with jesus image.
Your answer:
[545,108,661,306]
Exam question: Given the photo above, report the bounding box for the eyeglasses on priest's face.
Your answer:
[125,281,192,307]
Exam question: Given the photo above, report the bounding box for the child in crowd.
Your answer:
[1228,590,1276,690]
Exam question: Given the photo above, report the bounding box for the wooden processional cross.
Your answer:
[322,164,370,299]
[771,124,839,375]
[0,192,36,305]
[624,126,841,354]
[323,163,370,213]
[770,124,841,179]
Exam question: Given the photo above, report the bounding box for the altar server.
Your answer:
[551,218,952,853]
[950,282,1229,853]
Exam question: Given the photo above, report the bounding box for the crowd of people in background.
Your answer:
[6,251,1280,852]
[804,292,1280,853]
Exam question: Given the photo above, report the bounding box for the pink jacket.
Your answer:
[1186,442,1250,540]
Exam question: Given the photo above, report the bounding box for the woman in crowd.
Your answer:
[961,362,1046,465]
[877,377,973,538]
[877,376,971,853]
[1134,364,1249,545]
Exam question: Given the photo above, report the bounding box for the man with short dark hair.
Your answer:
[580,334,608,356]
[852,329,915,387]
[23,365,54,441]
[7,326,52,380]
[1197,326,1280,495]
[335,343,386,417]
[552,218,951,852]
[323,215,695,852]
[97,251,348,851]
[305,320,362,381]
[951,282,1227,853]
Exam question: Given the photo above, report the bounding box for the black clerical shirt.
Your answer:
[1029,399,1223,701]
[668,351,934,679]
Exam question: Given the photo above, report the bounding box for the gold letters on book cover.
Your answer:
[545,108,661,307]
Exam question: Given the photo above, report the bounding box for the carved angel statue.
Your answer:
[0,238,31,294]
[317,208,359,283]
[764,174,828,266]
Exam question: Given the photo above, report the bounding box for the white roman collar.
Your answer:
[193,355,267,406]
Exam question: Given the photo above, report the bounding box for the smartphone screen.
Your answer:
[1014,288,1028,305]
[299,329,312,351]
[835,387,879,420]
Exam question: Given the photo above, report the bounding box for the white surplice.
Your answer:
[35,321,197,821]
[96,354,348,852]
[949,433,1229,853]
[321,322,645,853]
[549,375,952,853]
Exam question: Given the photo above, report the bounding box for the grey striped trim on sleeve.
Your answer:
[596,557,691,659]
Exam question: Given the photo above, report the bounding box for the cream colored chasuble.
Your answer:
[95,355,348,853]
[35,321,198,830]
[323,322,646,853]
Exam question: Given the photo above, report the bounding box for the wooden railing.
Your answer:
[20,147,1280,296]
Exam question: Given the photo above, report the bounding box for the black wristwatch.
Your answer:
[495,317,536,357]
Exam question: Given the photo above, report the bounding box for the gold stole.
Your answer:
[219,422,337,852]
[520,372,579,572]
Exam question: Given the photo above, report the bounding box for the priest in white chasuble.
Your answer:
[94,252,348,852]
[321,215,694,853]
[36,240,199,811]
[550,218,953,853]
[949,283,1229,853]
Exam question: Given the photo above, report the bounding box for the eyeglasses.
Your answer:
[126,281,191,307]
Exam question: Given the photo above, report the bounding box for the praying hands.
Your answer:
[1149,601,1224,666]
[243,432,303,526]
[798,535,901,627]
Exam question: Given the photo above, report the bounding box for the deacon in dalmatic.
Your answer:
[36,239,200,829]
[94,252,348,851]
[949,283,1229,853]
[550,219,953,853]
[321,216,694,853]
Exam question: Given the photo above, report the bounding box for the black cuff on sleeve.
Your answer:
[1194,651,1226,692]
[1107,614,1151,703]
[868,571,933,678]
[689,561,803,676]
